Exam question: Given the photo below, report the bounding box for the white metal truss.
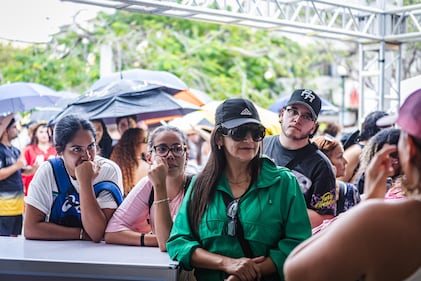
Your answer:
[63,0,421,120]
[64,0,421,43]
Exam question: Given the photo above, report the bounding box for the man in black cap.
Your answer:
[263,89,336,228]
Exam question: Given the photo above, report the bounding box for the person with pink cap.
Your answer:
[284,88,421,281]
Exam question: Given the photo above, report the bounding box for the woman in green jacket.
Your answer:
[167,98,311,281]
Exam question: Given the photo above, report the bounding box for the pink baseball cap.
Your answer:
[377,88,421,139]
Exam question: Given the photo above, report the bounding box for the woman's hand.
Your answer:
[75,161,100,185]
[364,144,397,199]
[148,157,168,192]
[223,256,263,281]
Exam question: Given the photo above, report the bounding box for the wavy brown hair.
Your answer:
[312,134,340,159]
[110,128,147,195]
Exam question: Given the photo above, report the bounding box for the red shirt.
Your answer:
[22,144,57,195]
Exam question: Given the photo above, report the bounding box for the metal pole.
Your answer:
[340,75,346,128]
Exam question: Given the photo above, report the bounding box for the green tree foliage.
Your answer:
[0,11,332,107]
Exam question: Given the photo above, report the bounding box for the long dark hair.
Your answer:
[92,119,113,158]
[188,125,262,236]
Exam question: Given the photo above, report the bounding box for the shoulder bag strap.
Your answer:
[285,142,318,170]
[337,182,347,215]
[221,192,253,258]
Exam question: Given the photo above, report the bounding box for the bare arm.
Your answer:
[24,204,87,240]
[104,230,158,246]
[362,144,396,200]
[307,209,334,228]
[284,205,375,281]
[148,157,173,251]
[76,161,112,242]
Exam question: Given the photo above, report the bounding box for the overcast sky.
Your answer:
[0,0,110,43]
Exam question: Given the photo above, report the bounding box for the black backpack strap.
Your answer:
[221,192,253,258]
[337,182,347,215]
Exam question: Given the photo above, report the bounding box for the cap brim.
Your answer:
[287,101,317,120]
[222,118,261,129]
[376,115,397,128]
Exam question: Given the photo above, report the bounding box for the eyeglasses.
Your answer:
[222,124,266,142]
[225,199,239,237]
[152,144,186,157]
[285,107,315,122]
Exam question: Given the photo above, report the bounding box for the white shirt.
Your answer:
[25,156,123,221]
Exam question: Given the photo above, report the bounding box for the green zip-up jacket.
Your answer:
[167,156,311,281]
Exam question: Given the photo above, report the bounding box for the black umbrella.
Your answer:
[50,80,199,124]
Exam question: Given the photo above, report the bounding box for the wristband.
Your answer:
[79,228,84,240]
[140,233,145,246]
[153,197,170,205]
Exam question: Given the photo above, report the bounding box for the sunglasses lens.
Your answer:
[252,126,265,141]
[229,125,265,142]
[226,199,239,237]
[226,200,238,218]
[230,127,246,141]
[227,220,236,237]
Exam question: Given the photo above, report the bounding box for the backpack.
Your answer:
[49,157,123,227]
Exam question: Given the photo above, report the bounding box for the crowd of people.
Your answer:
[0,86,420,281]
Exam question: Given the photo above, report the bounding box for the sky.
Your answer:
[0,0,110,43]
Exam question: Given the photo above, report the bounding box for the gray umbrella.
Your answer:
[50,79,198,124]
[88,68,188,95]
[0,82,62,115]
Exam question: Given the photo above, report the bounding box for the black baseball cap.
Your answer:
[215,98,261,129]
[287,89,322,120]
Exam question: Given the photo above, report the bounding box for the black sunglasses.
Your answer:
[222,124,266,142]
[225,199,239,237]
